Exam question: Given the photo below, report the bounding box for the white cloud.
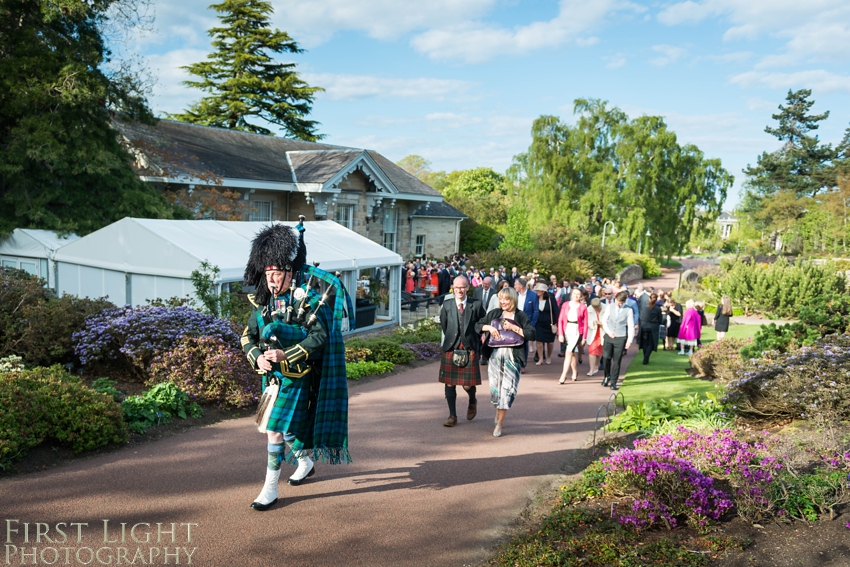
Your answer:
[730,70,850,93]
[605,54,627,68]
[657,0,850,65]
[306,74,477,101]
[650,44,686,66]
[145,49,210,114]
[409,0,643,63]
[576,36,600,47]
[272,0,498,46]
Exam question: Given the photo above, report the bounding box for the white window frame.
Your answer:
[250,200,273,222]
[335,204,354,230]
[415,235,425,257]
[382,208,397,252]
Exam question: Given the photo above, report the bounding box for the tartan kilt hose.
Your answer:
[438,350,482,386]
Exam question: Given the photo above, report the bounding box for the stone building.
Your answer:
[118,119,465,260]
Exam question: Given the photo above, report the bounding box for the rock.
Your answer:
[681,269,700,288]
[616,264,643,283]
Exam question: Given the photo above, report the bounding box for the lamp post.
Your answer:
[601,221,616,248]
[638,228,651,255]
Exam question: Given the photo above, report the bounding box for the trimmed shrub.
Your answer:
[73,305,239,380]
[345,346,372,363]
[148,336,260,408]
[725,334,850,425]
[346,360,394,380]
[705,258,846,318]
[689,338,751,382]
[0,366,128,469]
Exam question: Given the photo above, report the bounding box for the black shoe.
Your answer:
[250,498,278,511]
[610,383,619,390]
[288,465,315,486]
[642,360,649,365]
[534,353,539,362]
[601,376,610,387]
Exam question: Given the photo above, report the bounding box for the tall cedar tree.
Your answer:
[744,89,836,199]
[0,0,182,236]
[173,0,324,141]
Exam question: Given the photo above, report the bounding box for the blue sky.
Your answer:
[128,0,850,209]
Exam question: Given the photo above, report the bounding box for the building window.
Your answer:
[250,201,272,222]
[382,207,397,251]
[415,235,425,257]
[335,205,354,230]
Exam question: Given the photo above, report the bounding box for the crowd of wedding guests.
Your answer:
[421,255,734,437]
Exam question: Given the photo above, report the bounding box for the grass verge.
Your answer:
[618,324,760,405]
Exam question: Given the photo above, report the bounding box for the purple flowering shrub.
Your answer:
[73,305,239,381]
[638,428,781,521]
[148,337,260,408]
[724,334,850,424]
[603,449,733,529]
[689,337,751,382]
[401,342,441,360]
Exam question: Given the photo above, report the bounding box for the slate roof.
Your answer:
[115,119,441,198]
[411,201,467,219]
[717,212,738,221]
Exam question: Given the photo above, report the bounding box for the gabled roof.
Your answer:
[411,201,467,219]
[116,119,441,198]
[0,229,80,258]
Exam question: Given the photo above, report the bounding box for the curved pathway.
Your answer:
[0,349,638,567]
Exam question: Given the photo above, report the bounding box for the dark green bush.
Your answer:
[0,268,115,366]
[0,366,128,469]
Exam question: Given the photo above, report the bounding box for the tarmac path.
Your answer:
[2,356,642,567]
[6,271,709,567]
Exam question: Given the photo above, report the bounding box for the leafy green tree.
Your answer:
[441,168,509,228]
[507,100,731,257]
[172,0,323,140]
[0,0,182,236]
[499,203,533,251]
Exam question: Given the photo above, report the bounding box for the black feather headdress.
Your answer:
[244,223,307,306]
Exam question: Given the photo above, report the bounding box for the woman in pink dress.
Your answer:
[677,299,702,356]
[585,298,604,376]
[557,288,588,384]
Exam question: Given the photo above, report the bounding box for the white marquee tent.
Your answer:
[31,218,403,328]
[0,229,80,288]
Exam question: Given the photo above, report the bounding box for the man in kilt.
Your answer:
[241,222,352,511]
[439,275,485,427]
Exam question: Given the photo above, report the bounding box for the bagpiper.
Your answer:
[241,218,353,511]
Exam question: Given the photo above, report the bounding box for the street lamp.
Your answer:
[638,228,651,255]
[601,221,616,248]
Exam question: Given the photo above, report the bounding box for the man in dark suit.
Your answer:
[437,262,452,296]
[473,276,496,311]
[438,275,485,427]
[507,267,519,288]
[513,277,538,367]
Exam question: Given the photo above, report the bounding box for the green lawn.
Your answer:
[619,323,761,405]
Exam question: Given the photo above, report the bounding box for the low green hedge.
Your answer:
[0,366,128,470]
[345,338,415,365]
[346,361,394,380]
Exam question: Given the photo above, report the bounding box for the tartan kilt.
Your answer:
[439,349,482,386]
[264,374,314,456]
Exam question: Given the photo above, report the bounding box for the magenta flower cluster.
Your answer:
[73,305,239,374]
[638,427,781,521]
[603,447,733,530]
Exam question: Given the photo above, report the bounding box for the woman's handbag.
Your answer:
[488,318,524,348]
[452,348,469,367]
[548,298,557,335]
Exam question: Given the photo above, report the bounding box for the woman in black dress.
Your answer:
[714,296,732,340]
[639,293,662,364]
[665,297,682,350]
[532,283,558,365]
